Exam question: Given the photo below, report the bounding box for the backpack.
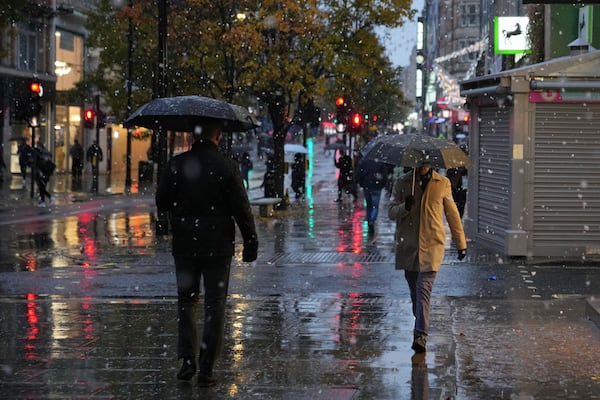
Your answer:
[39,158,56,176]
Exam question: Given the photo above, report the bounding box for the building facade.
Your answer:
[1,0,150,182]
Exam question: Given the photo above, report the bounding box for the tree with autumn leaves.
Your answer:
[84,0,414,202]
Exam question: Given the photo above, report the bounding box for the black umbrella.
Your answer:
[360,133,470,169]
[124,95,259,132]
[361,133,471,195]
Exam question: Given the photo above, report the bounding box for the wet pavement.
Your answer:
[0,139,599,399]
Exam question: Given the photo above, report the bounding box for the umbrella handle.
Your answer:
[411,168,416,196]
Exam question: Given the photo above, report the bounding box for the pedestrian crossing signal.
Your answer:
[83,109,96,129]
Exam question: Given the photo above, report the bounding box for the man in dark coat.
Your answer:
[334,152,357,202]
[356,157,388,234]
[70,139,84,181]
[155,121,258,387]
[86,140,103,177]
[290,152,306,199]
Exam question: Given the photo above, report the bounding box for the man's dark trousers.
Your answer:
[175,255,232,374]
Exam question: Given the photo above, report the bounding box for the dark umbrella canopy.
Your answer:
[360,133,471,169]
[124,95,259,132]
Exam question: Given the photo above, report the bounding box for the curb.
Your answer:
[586,297,600,329]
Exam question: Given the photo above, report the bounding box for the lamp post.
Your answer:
[125,0,133,191]
[416,17,426,133]
[155,0,169,235]
[156,0,168,179]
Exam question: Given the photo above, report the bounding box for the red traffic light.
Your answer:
[83,108,96,129]
[335,97,345,108]
[29,82,42,95]
[350,112,362,127]
[84,109,96,121]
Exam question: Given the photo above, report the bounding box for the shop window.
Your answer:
[18,30,37,71]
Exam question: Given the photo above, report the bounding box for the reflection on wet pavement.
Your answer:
[1,140,599,399]
[0,294,456,399]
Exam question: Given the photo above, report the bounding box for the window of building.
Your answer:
[55,30,84,91]
[460,4,479,27]
[459,39,478,62]
[59,30,75,51]
[18,30,37,71]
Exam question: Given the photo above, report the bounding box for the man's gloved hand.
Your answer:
[457,249,467,261]
[404,195,415,211]
[242,239,258,262]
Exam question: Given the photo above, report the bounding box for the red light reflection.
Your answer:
[24,254,37,271]
[336,207,366,254]
[25,293,39,359]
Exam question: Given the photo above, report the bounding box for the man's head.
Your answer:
[195,120,223,144]
[417,160,432,176]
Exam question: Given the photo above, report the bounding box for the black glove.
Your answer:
[242,239,258,262]
[457,249,467,261]
[404,195,415,211]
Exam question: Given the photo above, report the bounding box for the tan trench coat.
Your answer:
[388,170,467,272]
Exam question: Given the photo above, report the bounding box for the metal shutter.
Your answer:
[478,107,511,247]
[533,103,600,255]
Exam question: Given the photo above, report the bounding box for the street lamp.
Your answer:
[112,0,134,191]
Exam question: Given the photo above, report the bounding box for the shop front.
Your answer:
[460,51,600,262]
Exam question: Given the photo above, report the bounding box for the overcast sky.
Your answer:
[381,0,425,67]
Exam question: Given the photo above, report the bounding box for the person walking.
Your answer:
[356,157,388,235]
[155,121,258,387]
[86,140,103,177]
[239,151,253,190]
[33,142,55,207]
[334,152,357,202]
[261,156,277,198]
[388,162,467,353]
[290,153,306,199]
[70,139,84,181]
[17,139,32,188]
[446,166,468,218]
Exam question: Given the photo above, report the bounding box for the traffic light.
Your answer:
[83,108,96,129]
[28,82,43,122]
[349,112,363,133]
[29,81,42,124]
[335,96,348,133]
[12,81,44,124]
[29,81,42,95]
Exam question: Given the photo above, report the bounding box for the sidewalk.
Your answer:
[0,139,599,399]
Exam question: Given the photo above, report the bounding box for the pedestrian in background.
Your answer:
[261,155,277,198]
[156,121,258,387]
[34,142,55,207]
[334,151,357,202]
[290,153,306,200]
[17,138,32,188]
[446,166,468,218]
[388,162,467,353]
[239,151,253,190]
[70,139,84,181]
[356,157,388,235]
[86,140,103,177]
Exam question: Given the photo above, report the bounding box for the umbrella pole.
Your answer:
[411,168,416,196]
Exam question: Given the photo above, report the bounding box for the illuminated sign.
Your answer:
[494,16,531,55]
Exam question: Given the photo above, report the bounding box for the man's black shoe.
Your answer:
[197,373,217,387]
[177,358,196,381]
